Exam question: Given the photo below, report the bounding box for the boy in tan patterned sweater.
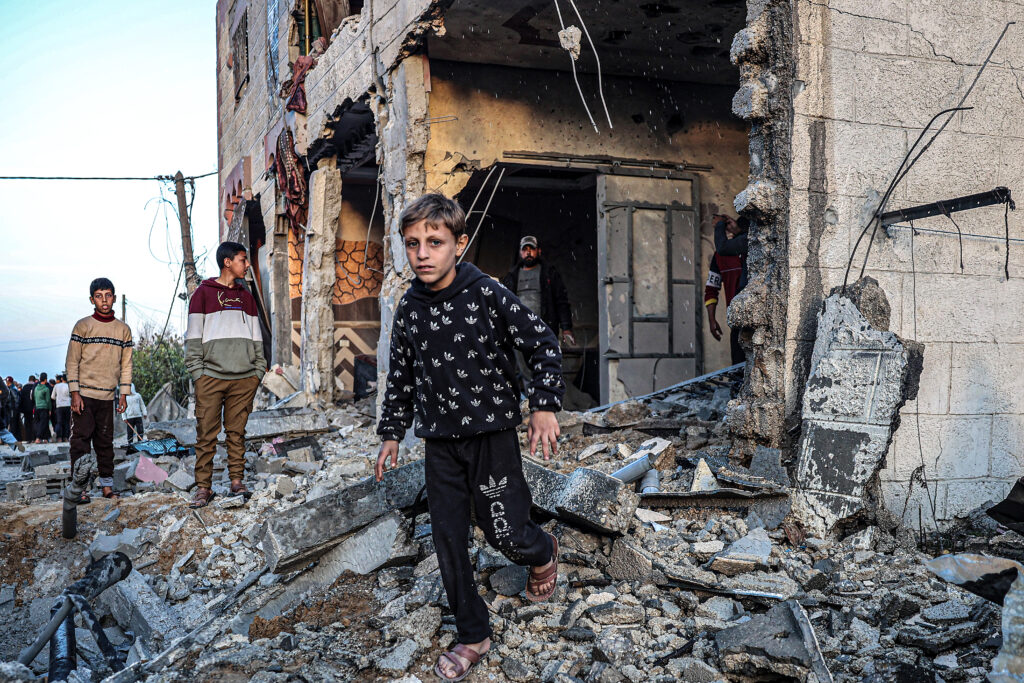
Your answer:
[65,277,133,501]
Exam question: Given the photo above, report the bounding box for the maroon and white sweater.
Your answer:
[185,278,266,381]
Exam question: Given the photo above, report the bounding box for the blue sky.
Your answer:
[0,0,222,382]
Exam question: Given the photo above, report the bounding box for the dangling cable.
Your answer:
[552,0,599,133]
[938,201,965,272]
[1006,200,1012,280]
[566,0,613,129]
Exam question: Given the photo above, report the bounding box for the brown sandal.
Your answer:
[189,487,215,508]
[526,534,559,602]
[230,480,251,498]
[435,644,483,681]
[101,487,120,500]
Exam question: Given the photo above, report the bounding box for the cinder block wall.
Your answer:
[786,0,1024,528]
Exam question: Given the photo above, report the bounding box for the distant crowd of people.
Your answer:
[0,372,148,449]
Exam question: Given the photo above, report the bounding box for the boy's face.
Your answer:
[90,289,115,314]
[403,219,468,291]
[223,251,249,280]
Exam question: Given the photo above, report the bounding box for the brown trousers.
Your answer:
[70,397,115,486]
[193,375,260,489]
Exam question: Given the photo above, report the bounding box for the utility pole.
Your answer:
[121,295,126,322]
[173,171,199,298]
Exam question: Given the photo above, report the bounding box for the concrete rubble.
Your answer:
[0,366,1016,682]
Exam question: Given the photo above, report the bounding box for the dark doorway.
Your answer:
[456,166,600,408]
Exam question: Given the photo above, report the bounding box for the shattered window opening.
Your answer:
[232,9,250,101]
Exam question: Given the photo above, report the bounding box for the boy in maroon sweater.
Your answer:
[185,242,266,507]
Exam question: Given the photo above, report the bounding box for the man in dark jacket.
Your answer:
[501,236,575,346]
[19,376,37,442]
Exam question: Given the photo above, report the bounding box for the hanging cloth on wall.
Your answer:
[275,127,308,233]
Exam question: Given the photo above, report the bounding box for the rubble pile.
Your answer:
[0,366,1015,683]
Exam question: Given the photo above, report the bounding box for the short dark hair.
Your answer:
[90,278,115,297]
[400,193,466,238]
[39,372,47,382]
[28,375,36,382]
[217,241,247,270]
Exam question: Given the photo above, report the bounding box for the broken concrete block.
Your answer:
[166,467,194,492]
[260,459,424,572]
[556,467,638,536]
[99,569,184,650]
[274,435,323,462]
[256,512,417,620]
[792,285,913,537]
[690,459,719,492]
[602,400,650,427]
[6,478,46,501]
[489,565,529,596]
[634,508,670,524]
[522,458,568,517]
[386,604,441,649]
[716,600,832,681]
[375,638,420,674]
[255,457,286,475]
[607,538,654,581]
[147,408,330,447]
[33,462,69,478]
[710,527,772,576]
[89,534,122,560]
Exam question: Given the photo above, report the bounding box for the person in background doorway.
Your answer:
[705,214,749,365]
[19,376,36,442]
[67,277,134,501]
[123,384,147,444]
[52,375,71,442]
[33,372,52,443]
[501,236,575,347]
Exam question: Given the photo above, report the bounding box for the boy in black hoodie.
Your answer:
[376,193,565,680]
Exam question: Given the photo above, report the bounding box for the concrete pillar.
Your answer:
[375,56,430,416]
[269,213,292,367]
[301,157,341,405]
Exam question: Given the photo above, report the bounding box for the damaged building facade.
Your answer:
[215,0,1023,529]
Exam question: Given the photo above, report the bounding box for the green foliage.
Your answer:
[132,328,190,405]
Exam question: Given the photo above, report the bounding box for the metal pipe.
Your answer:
[18,553,133,666]
[20,597,73,667]
[640,468,660,494]
[61,452,96,539]
[48,598,76,682]
[62,499,77,539]
[612,453,656,484]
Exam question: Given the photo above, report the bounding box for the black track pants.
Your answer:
[425,428,554,644]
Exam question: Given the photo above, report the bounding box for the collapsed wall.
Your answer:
[723,0,795,448]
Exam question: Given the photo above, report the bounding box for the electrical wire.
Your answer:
[460,167,506,263]
[552,0,599,133]
[0,343,65,353]
[846,21,1014,288]
[0,171,216,181]
[900,220,941,535]
[566,0,613,129]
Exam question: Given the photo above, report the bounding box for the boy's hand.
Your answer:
[375,440,400,482]
[528,411,560,461]
[116,395,127,414]
[71,392,84,415]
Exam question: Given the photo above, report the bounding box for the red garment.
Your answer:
[704,252,745,307]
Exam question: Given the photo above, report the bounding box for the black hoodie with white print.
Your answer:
[377,262,565,441]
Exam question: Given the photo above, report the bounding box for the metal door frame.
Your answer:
[596,171,702,403]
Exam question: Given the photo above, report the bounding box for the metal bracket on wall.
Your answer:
[880,187,1014,226]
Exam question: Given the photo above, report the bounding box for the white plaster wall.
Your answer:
[788,0,1024,528]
